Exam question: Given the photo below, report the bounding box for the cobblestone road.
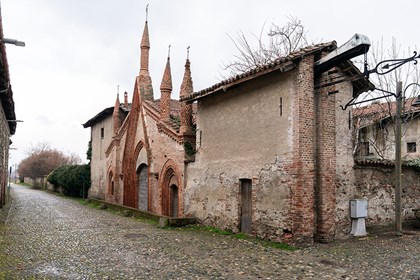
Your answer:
[0,184,419,279]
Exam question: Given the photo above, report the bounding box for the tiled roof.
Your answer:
[352,97,420,128]
[356,158,419,170]
[180,42,338,102]
[82,103,131,128]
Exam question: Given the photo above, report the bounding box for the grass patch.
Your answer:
[16,182,31,187]
[174,224,296,251]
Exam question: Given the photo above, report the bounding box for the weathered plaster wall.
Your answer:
[334,78,358,236]
[185,71,294,239]
[89,116,114,200]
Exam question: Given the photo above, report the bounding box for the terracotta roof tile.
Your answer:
[180,41,337,102]
[352,97,420,128]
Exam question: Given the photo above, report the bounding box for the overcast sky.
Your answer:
[3,0,419,167]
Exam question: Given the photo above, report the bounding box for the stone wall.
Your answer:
[336,164,420,236]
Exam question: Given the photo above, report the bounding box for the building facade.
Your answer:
[84,19,195,218]
[86,15,420,244]
[353,98,420,160]
[0,9,16,208]
[182,44,369,243]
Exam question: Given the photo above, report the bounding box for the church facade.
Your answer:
[83,19,195,218]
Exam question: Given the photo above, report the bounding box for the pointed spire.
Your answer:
[180,46,193,97]
[113,93,121,134]
[140,21,150,49]
[160,46,172,91]
[160,46,173,122]
[139,4,154,101]
[180,47,194,134]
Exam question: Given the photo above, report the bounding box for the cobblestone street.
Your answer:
[0,184,419,279]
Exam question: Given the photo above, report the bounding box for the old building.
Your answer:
[87,13,420,244]
[181,43,370,243]
[353,98,420,160]
[0,10,17,208]
[84,18,195,217]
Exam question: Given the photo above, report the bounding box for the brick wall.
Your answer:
[290,54,316,243]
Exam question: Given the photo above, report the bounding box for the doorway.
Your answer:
[137,164,148,211]
[240,179,252,234]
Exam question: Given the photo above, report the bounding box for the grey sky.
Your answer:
[3,0,419,167]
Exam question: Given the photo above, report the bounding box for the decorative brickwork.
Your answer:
[112,94,121,134]
[180,59,193,134]
[122,80,141,208]
[159,159,182,217]
[139,21,153,101]
[159,57,172,122]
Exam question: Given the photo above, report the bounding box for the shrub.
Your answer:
[47,164,91,198]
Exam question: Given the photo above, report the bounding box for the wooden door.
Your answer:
[240,179,252,234]
[170,185,179,218]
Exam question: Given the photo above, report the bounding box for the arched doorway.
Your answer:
[162,168,179,217]
[170,184,178,218]
[108,171,114,195]
[137,164,148,211]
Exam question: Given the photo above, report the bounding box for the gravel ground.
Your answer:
[0,184,419,279]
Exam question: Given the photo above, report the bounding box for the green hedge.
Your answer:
[47,164,91,198]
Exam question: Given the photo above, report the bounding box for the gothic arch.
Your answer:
[107,167,115,196]
[133,140,149,209]
[159,159,181,217]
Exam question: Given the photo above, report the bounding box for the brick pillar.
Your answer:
[112,94,121,135]
[314,69,337,242]
[180,102,193,134]
[290,55,316,244]
[179,59,194,134]
[160,90,171,121]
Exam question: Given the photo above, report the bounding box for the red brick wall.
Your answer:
[290,54,316,243]
[314,69,337,242]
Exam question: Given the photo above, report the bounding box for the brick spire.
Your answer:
[124,91,128,108]
[180,47,194,134]
[113,93,121,134]
[160,48,172,122]
[140,21,150,73]
[138,5,153,101]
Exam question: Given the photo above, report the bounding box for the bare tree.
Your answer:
[353,38,420,160]
[221,16,312,78]
[18,142,82,180]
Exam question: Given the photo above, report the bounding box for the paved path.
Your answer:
[0,184,419,279]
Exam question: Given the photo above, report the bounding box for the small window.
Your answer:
[101,128,104,139]
[407,142,416,153]
[358,141,369,156]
